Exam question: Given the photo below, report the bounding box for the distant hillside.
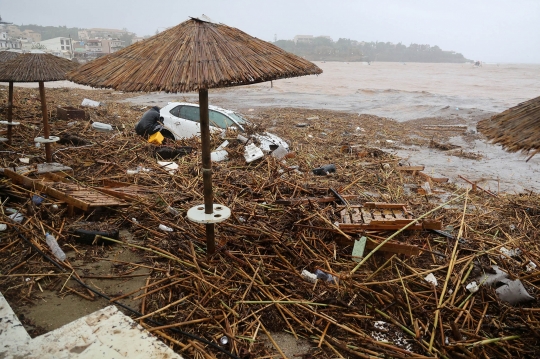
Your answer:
[18,24,80,41]
[274,38,470,63]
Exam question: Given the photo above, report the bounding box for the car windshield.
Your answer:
[228,112,249,125]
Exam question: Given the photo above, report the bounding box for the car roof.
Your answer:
[165,102,236,116]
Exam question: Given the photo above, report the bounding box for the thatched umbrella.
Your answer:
[67,17,322,255]
[0,51,21,144]
[0,53,78,161]
[478,96,540,161]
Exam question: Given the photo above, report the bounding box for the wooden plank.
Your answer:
[392,209,406,220]
[361,208,372,224]
[350,208,362,223]
[372,209,384,221]
[418,171,449,183]
[340,209,351,224]
[382,209,394,219]
[364,202,408,209]
[364,240,421,257]
[396,166,425,172]
[275,195,357,205]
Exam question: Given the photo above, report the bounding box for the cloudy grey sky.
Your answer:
[2,0,539,63]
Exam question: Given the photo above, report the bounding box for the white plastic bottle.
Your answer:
[45,233,66,262]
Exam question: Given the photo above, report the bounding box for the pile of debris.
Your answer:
[1,86,540,358]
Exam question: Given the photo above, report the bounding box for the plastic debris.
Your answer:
[45,233,66,262]
[527,261,537,272]
[500,247,522,258]
[466,281,479,293]
[220,336,229,345]
[0,224,7,231]
[301,269,317,283]
[211,150,228,162]
[8,213,24,223]
[92,122,113,132]
[158,161,179,174]
[315,269,338,284]
[19,157,30,164]
[167,206,179,216]
[424,273,438,286]
[244,144,264,163]
[271,145,288,160]
[237,134,249,143]
[81,98,101,107]
[312,164,336,176]
[477,265,534,305]
[32,195,45,206]
[158,224,174,232]
[421,182,432,195]
[352,236,367,262]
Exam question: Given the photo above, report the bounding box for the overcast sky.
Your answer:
[3,0,539,63]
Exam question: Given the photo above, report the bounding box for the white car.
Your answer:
[159,102,289,152]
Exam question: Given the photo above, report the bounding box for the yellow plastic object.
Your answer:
[148,131,164,145]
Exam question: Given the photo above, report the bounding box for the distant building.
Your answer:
[37,37,73,58]
[101,38,124,53]
[0,31,22,49]
[293,35,313,44]
[85,39,103,55]
[293,35,332,44]
[79,27,133,40]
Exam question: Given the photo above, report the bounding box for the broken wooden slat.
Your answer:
[275,195,357,206]
[418,171,449,183]
[364,202,408,209]
[396,166,425,172]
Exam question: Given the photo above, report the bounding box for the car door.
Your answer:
[165,105,201,139]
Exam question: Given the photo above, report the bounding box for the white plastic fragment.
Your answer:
[301,269,317,283]
[527,261,537,272]
[19,158,30,164]
[424,273,438,286]
[500,247,522,258]
[81,98,101,107]
[271,145,288,160]
[8,213,24,223]
[92,122,113,132]
[158,224,173,232]
[237,134,249,143]
[0,224,7,231]
[421,182,432,195]
[244,144,264,163]
[466,281,479,293]
[211,150,228,162]
[158,161,179,174]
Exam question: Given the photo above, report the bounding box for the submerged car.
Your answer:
[159,102,288,151]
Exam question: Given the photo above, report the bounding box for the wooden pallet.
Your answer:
[4,169,129,212]
[338,202,442,232]
[95,179,157,201]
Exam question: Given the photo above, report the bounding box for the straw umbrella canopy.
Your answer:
[0,53,79,160]
[478,95,540,161]
[0,51,21,144]
[67,17,322,254]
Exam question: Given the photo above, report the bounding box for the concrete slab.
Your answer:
[0,292,182,359]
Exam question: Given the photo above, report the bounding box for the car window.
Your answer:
[169,105,181,117]
[209,110,235,129]
[179,106,200,123]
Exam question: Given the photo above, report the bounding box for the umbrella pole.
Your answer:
[199,89,215,255]
[38,81,52,163]
[7,82,13,144]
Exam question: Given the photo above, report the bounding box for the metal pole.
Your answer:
[199,88,215,255]
[39,81,52,163]
[7,81,13,144]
